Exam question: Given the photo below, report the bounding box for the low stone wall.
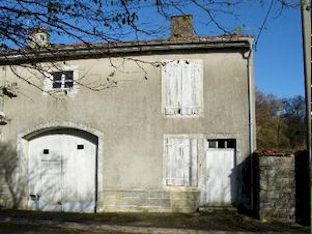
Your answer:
[169,187,199,213]
[101,187,199,213]
[254,151,295,220]
[101,189,171,212]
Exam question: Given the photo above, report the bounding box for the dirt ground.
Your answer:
[0,222,126,234]
[0,209,309,234]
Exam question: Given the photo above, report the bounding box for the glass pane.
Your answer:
[226,140,236,149]
[51,72,62,89]
[52,81,62,89]
[218,140,226,148]
[51,72,62,81]
[64,71,73,79]
[208,140,217,148]
[64,71,73,88]
[65,81,73,88]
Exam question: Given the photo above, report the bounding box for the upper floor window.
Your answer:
[162,59,203,117]
[44,65,78,93]
[51,71,74,89]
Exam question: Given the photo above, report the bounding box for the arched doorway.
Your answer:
[26,128,98,213]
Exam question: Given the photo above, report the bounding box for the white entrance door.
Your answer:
[199,146,234,206]
[28,131,96,212]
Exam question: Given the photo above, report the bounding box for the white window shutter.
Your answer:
[166,138,191,186]
[181,61,200,115]
[166,138,176,185]
[180,138,191,186]
[165,137,198,187]
[190,62,201,115]
[190,138,198,186]
[164,61,181,115]
[180,61,192,115]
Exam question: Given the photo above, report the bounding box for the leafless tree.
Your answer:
[0,0,303,96]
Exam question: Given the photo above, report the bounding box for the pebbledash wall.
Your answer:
[0,30,255,212]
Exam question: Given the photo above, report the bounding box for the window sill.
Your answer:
[164,186,199,192]
[48,87,73,92]
[163,114,202,119]
[44,88,75,96]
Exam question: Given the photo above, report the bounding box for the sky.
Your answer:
[252,7,304,98]
[137,1,305,98]
[181,2,305,98]
[46,1,305,98]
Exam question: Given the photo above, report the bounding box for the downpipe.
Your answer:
[243,41,255,213]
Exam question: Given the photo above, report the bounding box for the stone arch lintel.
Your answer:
[18,121,103,140]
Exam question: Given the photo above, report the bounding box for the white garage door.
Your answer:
[27,130,97,212]
[199,139,235,206]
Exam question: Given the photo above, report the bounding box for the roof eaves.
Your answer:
[0,35,253,65]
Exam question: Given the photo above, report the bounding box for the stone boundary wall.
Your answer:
[253,151,295,221]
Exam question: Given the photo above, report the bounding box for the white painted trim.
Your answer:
[16,121,104,212]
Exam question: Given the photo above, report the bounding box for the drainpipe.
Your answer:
[247,44,255,154]
[300,0,311,226]
[244,39,255,212]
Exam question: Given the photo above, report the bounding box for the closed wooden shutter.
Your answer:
[166,138,178,185]
[163,60,201,116]
[190,138,198,186]
[166,137,198,186]
[181,61,200,115]
[163,61,181,115]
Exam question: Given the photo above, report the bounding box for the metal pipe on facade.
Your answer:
[300,0,311,226]
[243,39,255,212]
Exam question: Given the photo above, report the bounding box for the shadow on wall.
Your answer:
[295,150,310,225]
[230,155,253,215]
[0,142,24,208]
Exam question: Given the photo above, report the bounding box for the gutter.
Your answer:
[0,39,251,65]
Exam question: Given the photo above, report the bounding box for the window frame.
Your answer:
[51,71,74,90]
[43,65,79,93]
[161,59,204,118]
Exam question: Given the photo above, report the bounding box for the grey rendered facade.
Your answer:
[0,17,255,213]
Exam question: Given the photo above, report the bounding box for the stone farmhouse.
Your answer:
[0,15,255,213]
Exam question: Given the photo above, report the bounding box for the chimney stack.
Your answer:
[171,15,194,39]
[28,28,50,49]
